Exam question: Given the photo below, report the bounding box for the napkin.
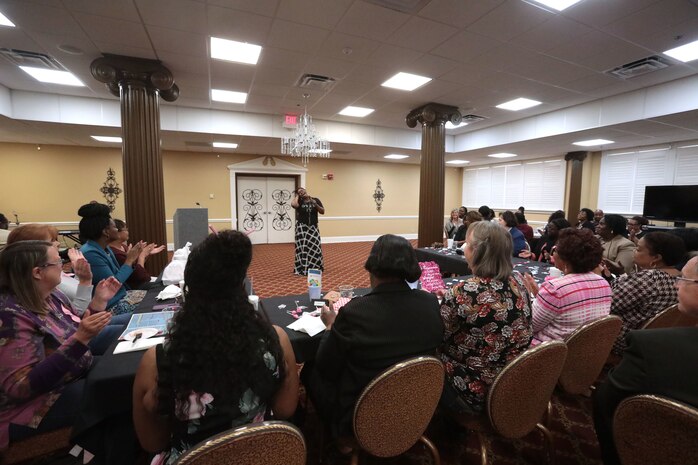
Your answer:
[156,284,182,301]
[113,336,165,354]
[287,312,326,337]
[332,297,351,312]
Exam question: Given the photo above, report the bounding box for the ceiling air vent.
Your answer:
[363,0,431,14]
[0,48,64,70]
[461,114,488,123]
[606,55,670,79]
[296,73,336,91]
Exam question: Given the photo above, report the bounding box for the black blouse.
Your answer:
[294,197,323,226]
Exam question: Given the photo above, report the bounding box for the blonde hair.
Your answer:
[0,240,53,314]
[467,221,513,281]
[7,224,58,243]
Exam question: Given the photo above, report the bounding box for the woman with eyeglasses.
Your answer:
[523,228,612,344]
[609,232,685,354]
[0,240,121,448]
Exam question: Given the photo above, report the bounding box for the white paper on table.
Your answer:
[287,313,326,337]
[156,284,181,300]
[113,336,165,354]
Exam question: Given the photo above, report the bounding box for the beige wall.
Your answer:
[0,142,462,242]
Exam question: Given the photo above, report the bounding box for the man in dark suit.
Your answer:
[302,234,444,439]
[593,256,698,465]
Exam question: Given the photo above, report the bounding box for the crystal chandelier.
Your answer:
[281,94,331,166]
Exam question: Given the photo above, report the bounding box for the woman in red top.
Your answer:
[108,219,165,289]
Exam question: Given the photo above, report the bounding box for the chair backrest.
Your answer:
[641,304,697,329]
[614,395,698,465]
[173,421,305,465]
[559,315,622,395]
[487,341,567,439]
[353,356,444,458]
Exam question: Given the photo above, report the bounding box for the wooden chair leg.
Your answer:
[536,422,555,465]
[476,431,489,465]
[350,449,360,465]
[419,435,441,465]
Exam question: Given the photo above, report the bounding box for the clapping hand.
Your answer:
[124,242,144,266]
[523,273,539,297]
[91,277,122,311]
[68,248,93,285]
[602,258,624,276]
[74,309,112,345]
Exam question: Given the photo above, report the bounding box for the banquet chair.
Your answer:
[173,421,305,465]
[641,303,697,329]
[349,356,443,465]
[613,395,698,465]
[558,315,622,396]
[452,341,567,465]
[2,427,72,464]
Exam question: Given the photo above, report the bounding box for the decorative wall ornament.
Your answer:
[241,189,264,232]
[271,189,293,231]
[373,179,385,212]
[100,168,122,212]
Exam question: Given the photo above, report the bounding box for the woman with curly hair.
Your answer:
[524,228,612,344]
[439,221,533,414]
[132,230,298,464]
[610,232,685,354]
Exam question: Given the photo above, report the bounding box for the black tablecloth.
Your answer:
[71,285,173,449]
[415,247,471,275]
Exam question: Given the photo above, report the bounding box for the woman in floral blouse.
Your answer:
[438,221,533,414]
[133,230,298,465]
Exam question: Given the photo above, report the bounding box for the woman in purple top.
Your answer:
[0,241,120,448]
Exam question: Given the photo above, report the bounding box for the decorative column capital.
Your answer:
[90,54,179,102]
[405,102,461,128]
[565,151,588,162]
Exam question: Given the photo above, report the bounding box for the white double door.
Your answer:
[236,176,295,244]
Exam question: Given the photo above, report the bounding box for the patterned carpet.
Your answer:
[250,240,604,465]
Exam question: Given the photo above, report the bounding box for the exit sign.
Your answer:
[283,114,298,128]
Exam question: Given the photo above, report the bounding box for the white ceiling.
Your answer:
[0,0,698,165]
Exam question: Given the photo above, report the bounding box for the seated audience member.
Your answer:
[627,215,649,245]
[478,205,494,221]
[537,210,566,236]
[524,229,612,344]
[303,234,443,438]
[594,209,604,225]
[609,232,685,354]
[498,210,528,256]
[671,227,698,270]
[133,230,298,463]
[597,214,636,275]
[78,203,143,314]
[518,206,525,215]
[109,219,165,289]
[593,256,698,465]
[515,212,534,243]
[524,218,571,263]
[0,213,9,251]
[439,221,533,414]
[577,208,596,232]
[458,206,467,221]
[8,224,94,315]
[454,211,483,247]
[0,241,121,448]
[443,209,463,240]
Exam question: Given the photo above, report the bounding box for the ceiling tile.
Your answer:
[65,0,141,21]
[206,0,280,17]
[364,43,423,69]
[147,26,206,57]
[316,32,381,63]
[403,54,460,79]
[304,57,357,80]
[257,47,311,72]
[206,5,274,44]
[276,0,353,29]
[431,30,503,63]
[210,61,256,83]
[385,16,459,53]
[135,0,207,33]
[249,82,289,98]
[0,2,83,36]
[512,15,594,53]
[560,0,667,28]
[74,13,151,50]
[266,19,330,53]
[0,28,45,53]
[92,41,157,59]
[510,53,595,86]
[159,52,210,75]
[254,65,303,86]
[335,1,410,42]
[418,0,504,28]
[467,0,553,42]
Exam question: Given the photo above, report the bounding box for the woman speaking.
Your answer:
[291,187,325,276]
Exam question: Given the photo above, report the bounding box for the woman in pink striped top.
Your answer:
[524,228,612,344]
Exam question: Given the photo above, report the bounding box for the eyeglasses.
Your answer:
[675,276,698,285]
[38,260,63,269]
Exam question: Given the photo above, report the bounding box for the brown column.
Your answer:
[406,103,462,247]
[565,150,588,225]
[91,55,179,275]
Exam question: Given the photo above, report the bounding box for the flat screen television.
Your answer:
[643,185,698,226]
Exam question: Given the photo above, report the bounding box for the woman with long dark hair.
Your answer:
[132,230,298,464]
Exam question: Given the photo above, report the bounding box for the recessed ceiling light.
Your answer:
[573,139,614,147]
[446,160,470,164]
[381,72,432,91]
[310,149,332,154]
[212,142,238,149]
[496,97,542,111]
[527,0,584,11]
[445,121,468,129]
[91,136,122,143]
[0,11,15,27]
[488,153,518,158]
[211,89,247,104]
[210,37,262,65]
[20,66,84,87]
[339,106,374,117]
[663,39,698,63]
[384,154,409,159]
